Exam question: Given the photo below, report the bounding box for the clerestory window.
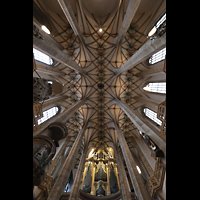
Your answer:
[155,13,166,28]
[144,108,162,126]
[149,47,166,64]
[143,82,166,94]
[148,13,166,37]
[33,48,53,65]
[38,106,59,125]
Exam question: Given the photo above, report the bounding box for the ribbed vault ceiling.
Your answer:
[33,0,165,149]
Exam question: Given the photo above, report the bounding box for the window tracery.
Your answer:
[149,47,166,64]
[143,108,162,126]
[143,82,166,94]
[38,106,59,125]
[33,48,53,65]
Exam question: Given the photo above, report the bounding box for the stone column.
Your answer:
[115,97,166,154]
[80,162,89,190]
[113,144,132,200]
[42,95,68,108]
[115,0,141,46]
[106,162,111,195]
[69,144,88,200]
[134,96,159,111]
[114,124,151,200]
[131,138,154,177]
[45,135,72,178]
[57,0,86,46]
[90,162,96,195]
[33,22,86,75]
[107,33,166,86]
[135,61,164,77]
[47,122,88,200]
[35,64,66,76]
[115,33,166,76]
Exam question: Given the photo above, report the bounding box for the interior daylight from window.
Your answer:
[33,0,166,199]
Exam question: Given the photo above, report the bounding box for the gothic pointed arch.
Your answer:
[33,0,166,199]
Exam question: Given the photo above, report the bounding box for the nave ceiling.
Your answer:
[33,0,166,151]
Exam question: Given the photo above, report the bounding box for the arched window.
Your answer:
[144,108,162,126]
[38,106,59,125]
[148,13,166,37]
[149,47,166,64]
[156,13,166,28]
[143,82,166,94]
[33,48,53,65]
